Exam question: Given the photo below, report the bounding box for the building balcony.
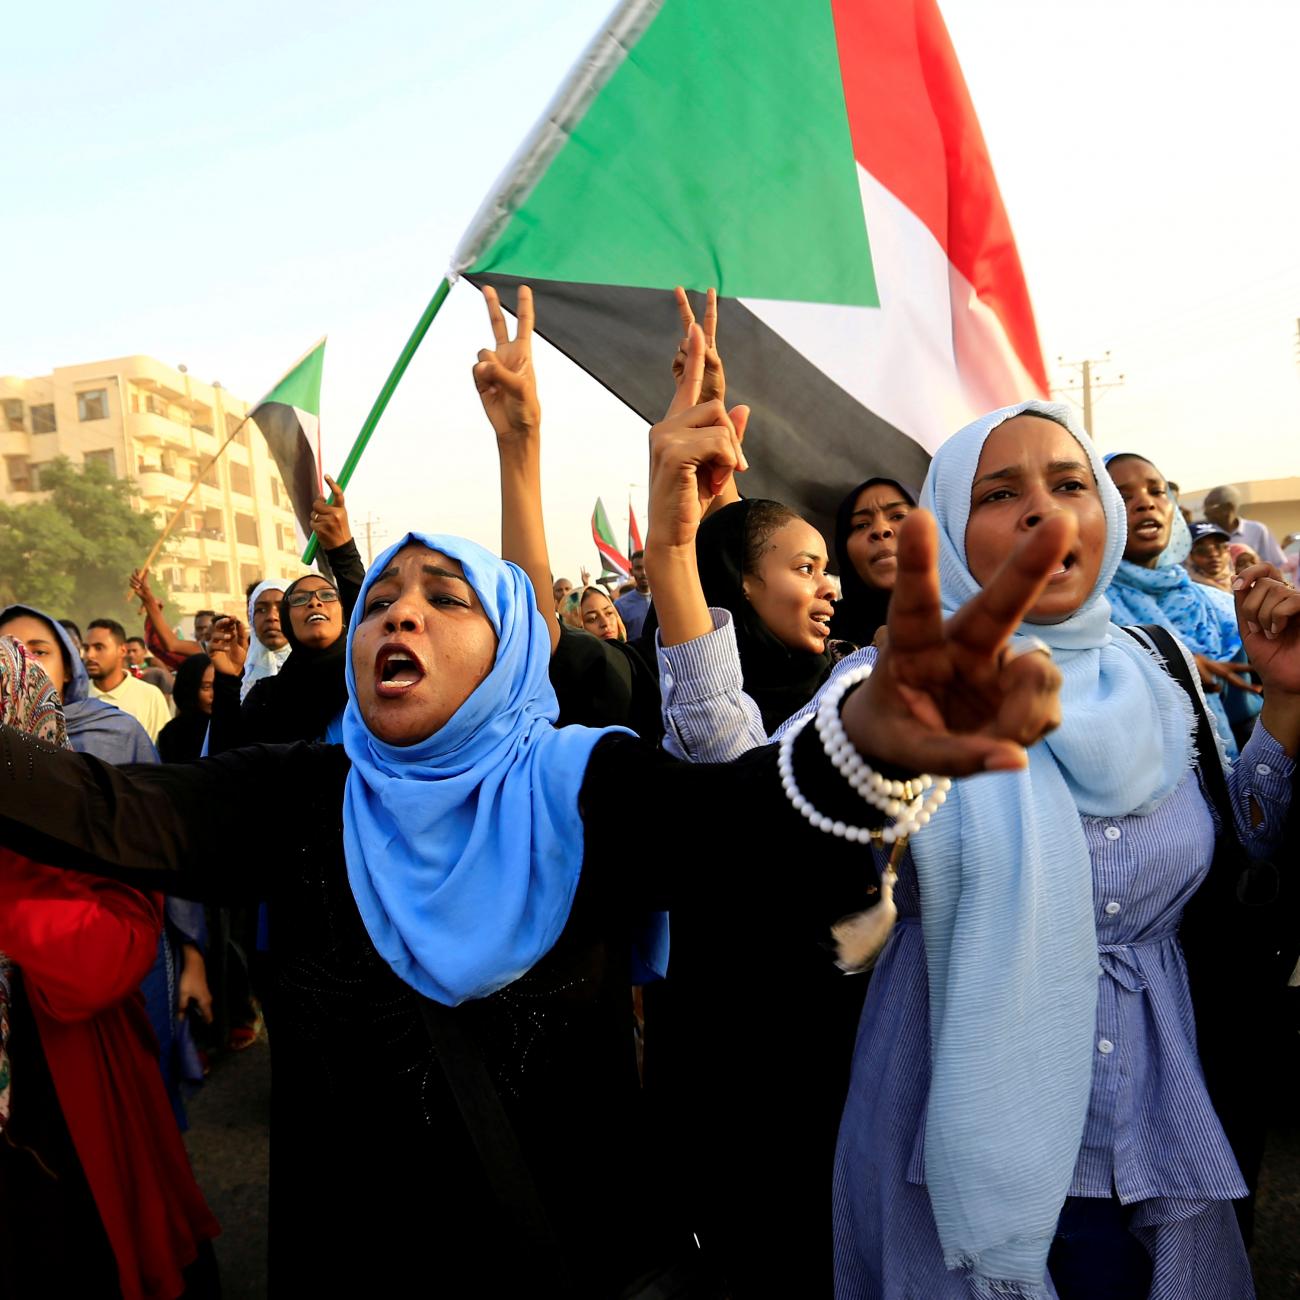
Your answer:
[0,430,32,457]
[129,410,195,449]
[135,470,177,501]
[169,535,204,561]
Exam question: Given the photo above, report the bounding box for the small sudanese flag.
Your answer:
[250,338,327,554]
[591,498,632,580]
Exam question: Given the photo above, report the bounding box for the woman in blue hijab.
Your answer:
[1103,454,1255,757]
[0,527,894,1294]
[829,401,1297,1300]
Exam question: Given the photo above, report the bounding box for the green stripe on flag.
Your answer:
[259,338,325,415]
[469,0,876,307]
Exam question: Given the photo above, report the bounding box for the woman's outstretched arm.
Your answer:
[0,721,326,902]
[595,508,1073,918]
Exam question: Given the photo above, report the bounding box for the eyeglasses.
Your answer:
[286,588,340,608]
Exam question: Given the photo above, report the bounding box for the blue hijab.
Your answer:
[0,605,157,764]
[341,533,630,1006]
[912,401,1192,1297]
[1102,454,1242,756]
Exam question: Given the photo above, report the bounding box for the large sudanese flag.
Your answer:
[452,0,1047,541]
[249,338,327,552]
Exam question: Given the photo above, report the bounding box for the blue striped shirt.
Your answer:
[657,612,1294,1205]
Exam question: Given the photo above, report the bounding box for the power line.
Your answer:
[1052,353,1125,434]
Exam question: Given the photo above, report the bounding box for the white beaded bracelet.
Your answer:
[776,663,951,846]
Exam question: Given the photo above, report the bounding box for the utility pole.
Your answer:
[1053,353,1124,434]
[360,512,386,567]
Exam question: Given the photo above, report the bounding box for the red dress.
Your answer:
[0,849,219,1300]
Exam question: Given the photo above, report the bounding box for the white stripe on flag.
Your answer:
[741,165,1041,455]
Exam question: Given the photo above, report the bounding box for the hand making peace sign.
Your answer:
[841,511,1072,777]
[670,285,725,408]
[473,284,540,446]
[648,324,750,551]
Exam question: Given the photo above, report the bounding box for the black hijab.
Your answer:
[241,576,348,744]
[696,499,832,736]
[828,477,917,647]
[156,654,212,762]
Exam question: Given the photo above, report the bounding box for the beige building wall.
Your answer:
[0,356,306,627]
[1181,477,1300,546]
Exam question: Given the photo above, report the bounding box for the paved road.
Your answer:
[186,1038,1300,1297]
[183,1042,270,1300]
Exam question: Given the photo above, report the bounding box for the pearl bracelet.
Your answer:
[776,662,951,846]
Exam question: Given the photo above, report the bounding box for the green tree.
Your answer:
[0,456,174,628]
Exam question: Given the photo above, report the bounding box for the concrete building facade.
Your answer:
[0,356,305,623]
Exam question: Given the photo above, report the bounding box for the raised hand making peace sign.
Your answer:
[650,323,750,551]
[473,284,540,446]
[841,511,1072,777]
[670,285,725,407]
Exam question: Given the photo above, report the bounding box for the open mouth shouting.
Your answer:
[1132,517,1164,543]
[1047,551,1079,584]
[375,642,427,697]
[809,605,835,639]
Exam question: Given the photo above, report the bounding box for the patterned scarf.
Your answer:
[0,636,69,1131]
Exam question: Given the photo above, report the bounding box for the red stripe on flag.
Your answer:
[628,502,644,557]
[830,0,1048,394]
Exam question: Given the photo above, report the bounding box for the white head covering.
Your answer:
[242,580,292,700]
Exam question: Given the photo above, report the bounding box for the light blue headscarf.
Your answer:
[913,400,1193,1298]
[1101,454,1242,757]
[341,532,630,1006]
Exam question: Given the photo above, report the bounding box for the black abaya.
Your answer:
[0,723,879,1297]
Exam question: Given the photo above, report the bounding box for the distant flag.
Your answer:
[250,337,327,551]
[592,498,632,580]
[451,0,1047,542]
[628,501,644,559]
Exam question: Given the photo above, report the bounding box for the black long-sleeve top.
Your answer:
[208,539,366,752]
[0,723,879,1296]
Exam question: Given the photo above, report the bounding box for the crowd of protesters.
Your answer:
[0,284,1296,1299]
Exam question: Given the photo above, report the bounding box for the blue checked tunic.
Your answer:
[659,615,1294,1299]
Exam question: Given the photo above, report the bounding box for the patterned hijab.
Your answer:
[0,637,69,1131]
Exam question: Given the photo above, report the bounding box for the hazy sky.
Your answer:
[4,0,1297,576]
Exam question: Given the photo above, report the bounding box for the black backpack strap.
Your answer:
[418,998,574,1291]
[1121,623,1234,827]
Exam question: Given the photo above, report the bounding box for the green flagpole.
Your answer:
[302,276,453,564]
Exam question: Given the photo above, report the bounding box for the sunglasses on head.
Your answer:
[287,588,340,608]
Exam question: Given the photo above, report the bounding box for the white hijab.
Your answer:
[242,580,292,700]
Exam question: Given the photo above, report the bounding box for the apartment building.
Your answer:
[0,355,305,623]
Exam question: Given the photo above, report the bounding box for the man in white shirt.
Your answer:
[1202,485,1287,570]
[84,618,172,742]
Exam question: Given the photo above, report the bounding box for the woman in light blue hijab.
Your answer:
[831,400,1296,1300]
[1103,453,1250,757]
